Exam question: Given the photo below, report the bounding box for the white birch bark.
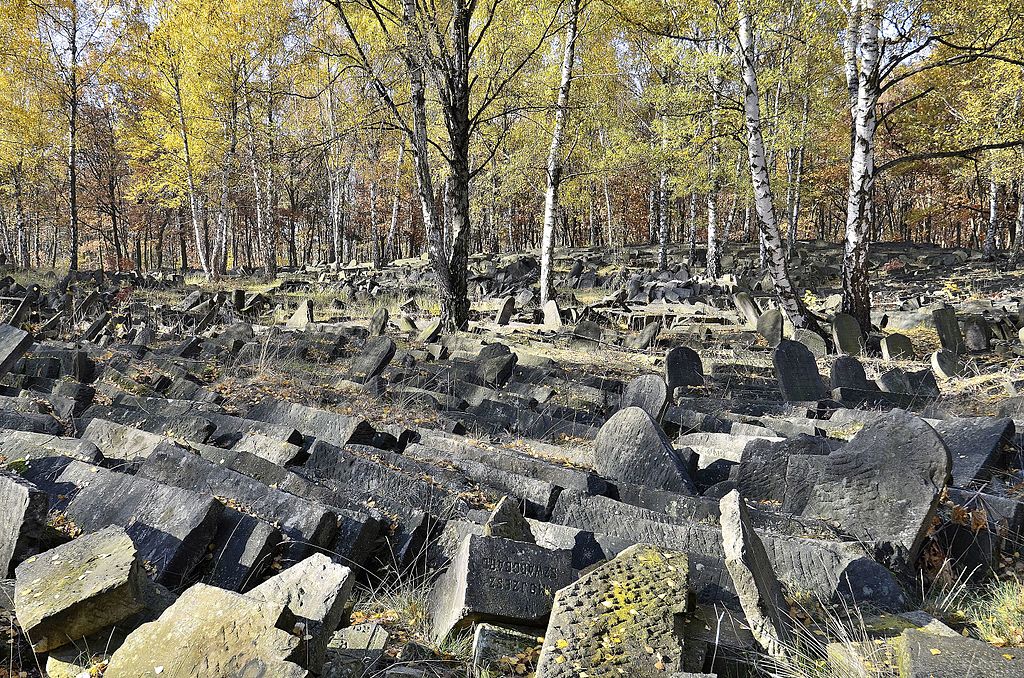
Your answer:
[540,0,580,304]
[842,0,880,332]
[737,0,817,332]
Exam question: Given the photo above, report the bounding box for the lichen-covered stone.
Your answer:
[535,544,692,677]
[15,526,145,653]
[103,583,306,678]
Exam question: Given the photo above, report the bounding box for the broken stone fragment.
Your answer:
[429,534,573,642]
[15,525,146,653]
[249,552,354,673]
[535,543,692,677]
[0,469,47,577]
[103,583,306,678]
[719,490,792,658]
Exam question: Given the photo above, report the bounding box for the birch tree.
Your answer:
[736,0,820,333]
[539,0,582,305]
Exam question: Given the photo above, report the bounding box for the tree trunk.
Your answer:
[841,0,880,333]
[984,173,998,258]
[737,0,819,333]
[172,69,210,277]
[13,162,29,269]
[383,144,405,263]
[540,0,580,303]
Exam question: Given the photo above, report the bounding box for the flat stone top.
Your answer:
[14,526,138,629]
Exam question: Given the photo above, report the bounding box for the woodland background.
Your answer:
[1,0,1022,306]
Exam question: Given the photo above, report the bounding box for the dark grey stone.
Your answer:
[429,534,573,641]
[620,374,669,421]
[773,340,827,402]
[665,346,704,392]
[593,407,695,494]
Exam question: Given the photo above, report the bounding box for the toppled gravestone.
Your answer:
[593,406,695,494]
[248,553,354,672]
[785,410,952,568]
[535,544,693,677]
[0,469,47,577]
[429,534,573,642]
[15,526,146,653]
[0,324,34,374]
[620,373,669,420]
[57,461,222,586]
[349,336,396,384]
[102,583,307,678]
[894,628,1024,677]
[720,490,791,658]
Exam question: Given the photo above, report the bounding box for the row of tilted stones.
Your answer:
[0,304,1020,675]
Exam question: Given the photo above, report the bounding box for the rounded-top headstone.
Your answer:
[664,346,704,393]
[593,407,694,494]
[756,309,784,347]
[931,349,963,379]
[772,340,827,402]
[619,374,669,421]
[880,333,914,361]
[793,328,827,358]
[830,356,870,391]
[831,313,863,355]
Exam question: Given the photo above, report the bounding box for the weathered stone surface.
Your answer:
[831,313,863,355]
[429,534,573,641]
[895,628,1024,677]
[350,336,396,384]
[368,307,389,336]
[286,299,314,328]
[593,406,695,494]
[542,300,562,330]
[963,316,991,351]
[785,410,951,567]
[138,444,339,564]
[58,461,222,585]
[773,340,827,402]
[484,496,535,543]
[535,544,692,677]
[472,624,540,678]
[551,489,905,610]
[830,355,870,390]
[324,623,389,677]
[620,373,669,421]
[250,553,354,672]
[793,328,827,358]
[204,507,281,592]
[756,309,783,346]
[665,346,704,391]
[495,297,515,325]
[881,333,914,361]
[931,348,963,379]
[80,418,183,462]
[0,324,34,375]
[932,306,965,354]
[720,491,791,658]
[0,429,101,463]
[245,398,378,448]
[15,526,146,653]
[0,470,47,577]
[103,583,306,678]
[933,416,1014,487]
[733,292,761,327]
[233,432,303,466]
